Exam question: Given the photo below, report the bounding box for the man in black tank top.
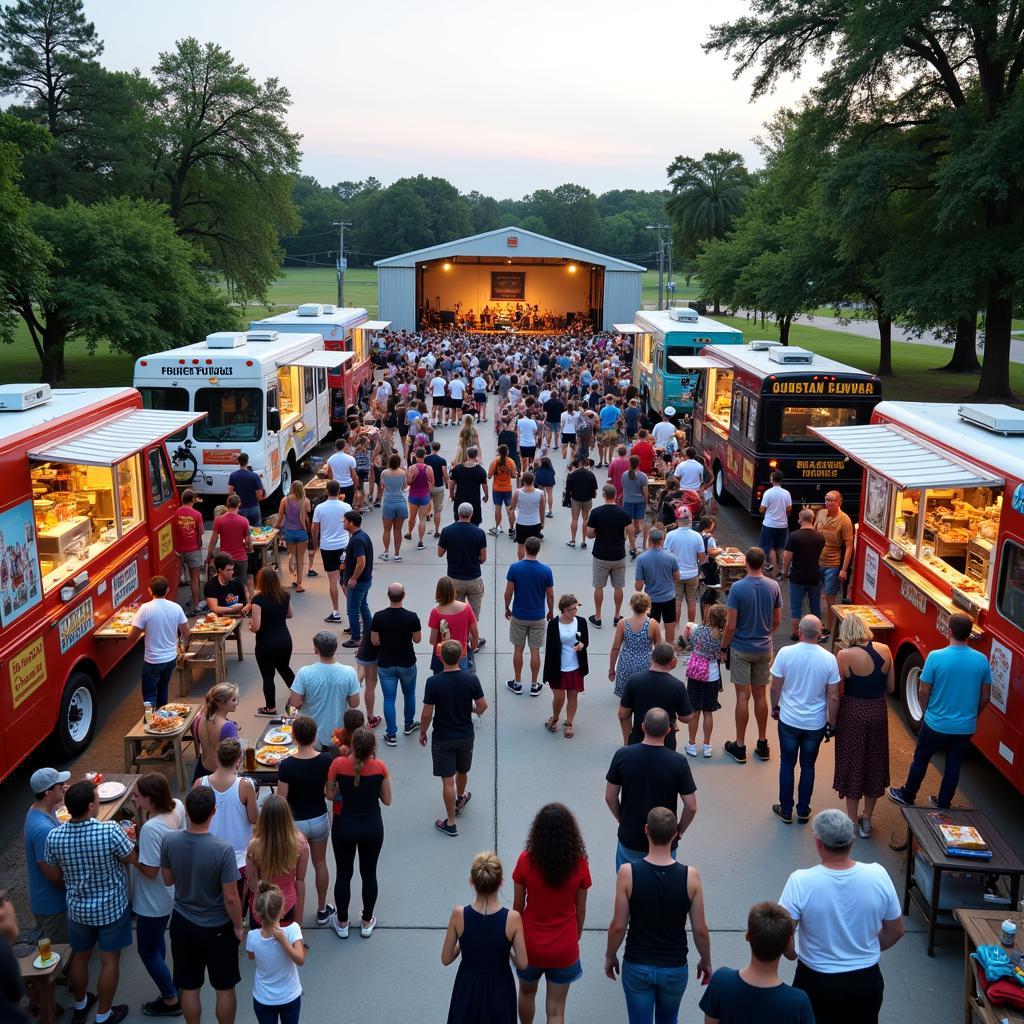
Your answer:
[604,807,712,1021]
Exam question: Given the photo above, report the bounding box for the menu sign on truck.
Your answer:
[58,598,94,654]
[0,500,42,627]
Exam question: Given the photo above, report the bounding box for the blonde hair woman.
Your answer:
[245,795,309,926]
[610,591,661,698]
[192,683,240,781]
[454,414,482,467]
[277,480,311,591]
[428,576,479,674]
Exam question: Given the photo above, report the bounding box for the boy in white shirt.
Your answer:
[759,471,793,577]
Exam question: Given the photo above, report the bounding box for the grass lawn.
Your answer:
[714,315,1024,405]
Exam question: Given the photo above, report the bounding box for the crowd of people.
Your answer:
[6,326,992,1024]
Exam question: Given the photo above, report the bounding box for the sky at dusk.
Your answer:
[86,0,813,196]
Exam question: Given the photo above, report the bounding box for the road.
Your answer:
[2,417,1022,1023]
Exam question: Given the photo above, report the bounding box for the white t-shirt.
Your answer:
[247,922,303,1004]
[448,378,466,400]
[327,451,357,486]
[133,599,187,664]
[558,619,580,672]
[760,485,793,528]
[652,421,675,447]
[133,800,186,917]
[374,384,390,406]
[517,417,539,447]
[674,458,705,491]
[312,499,351,551]
[780,862,901,973]
[473,376,487,394]
[770,642,840,730]
[664,526,706,581]
[431,375,447,397]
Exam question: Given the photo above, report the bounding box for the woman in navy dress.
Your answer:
[442,852,528,1024]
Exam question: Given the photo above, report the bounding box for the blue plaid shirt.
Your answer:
[44,819,133,926]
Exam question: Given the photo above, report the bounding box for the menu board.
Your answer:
[0,500,42,627]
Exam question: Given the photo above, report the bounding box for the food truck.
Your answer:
[813,402,1024,792]
[248,304,389,425]
[691,343,882,514]
[0,383,201,781]
[134,329,346,499]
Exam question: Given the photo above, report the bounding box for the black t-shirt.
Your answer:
[587,503,632,561]
[252,592,290,640]
[439,521,487,580]
[605,743,697,852]
[699,969,814,1024]
[423,669,485,740]
[497,429,519,458]
[785,528,826,586]
[344,529,374,583]
[543,397,566,423]
[620,671,693,750]
[370,606,422,668]
[277,751,333,821]
[203,575,246,610]
[568,469,599,502]
[424,453,447,485]
[451,463,487,509]
[0,938,28,1024]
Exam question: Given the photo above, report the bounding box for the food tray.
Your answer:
[255,744,297,767]
[145,716,185,735]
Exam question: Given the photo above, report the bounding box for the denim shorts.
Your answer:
[493,491,512,506]
[69,907,132,953]
[382,499,408,519]
[294,812,330,842]
[822,566,842,595]
[408,494,431,507]
[283,528,309,544]
[517,959,583,985]
[624,500,646,520]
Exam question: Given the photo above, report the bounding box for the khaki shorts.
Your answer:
[601,429,618,445]
[179,549,203,569]
[452,576,484,620]
[430,486,445,514]
[571,499,592,519]
[510,617,545,649]
[674,577,700,603]
[592,557,626,589]
[730,649,772,686]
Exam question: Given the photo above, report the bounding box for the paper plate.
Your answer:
[33,951,60,969]
[97,781,126,802]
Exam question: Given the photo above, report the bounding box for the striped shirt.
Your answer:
[44,818,133,925]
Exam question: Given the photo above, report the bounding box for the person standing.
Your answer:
[604,807,712,1024]
[326,438,358,506]
[512,804,592,1024]
[207,495,254,599]
[618,643,692,751]
[758,471,793,576]
[587,484,632,628]
[673,446,705,492]
[128,575,190,711]
[605,709,698,870]
[769,616,840,825]
[161,786,245,1024]
[504,536,555,697]
[684,604,727,758]
[833,614,894,838]
[245,797,309,928]
[250,567,295,717]
[277,480,311,592]
[634,528,681,647]
[607,445,631,503]
[288,631,362,751]
[438,502,488,644]
[24,767,70,944]
[783,510,825,640]
[517,400,541,472]
[228,452,265,527]
[370,583,423,746]
[310,480,351,625]
[597,394,623,467]
[888,612,990,809]
[420,640,488,838]
[404,447,435,549]
[566,456,599,549]
[173,488,206,613]
[341,511,374,648]
[44,780,138,1024]
[425,440,451,538]
[246,883,306,1024]
[379,452,409,561]
[631,429,655,475]
[429,576,479,674]
[542,594,590,739]
[487,444,518,537]
[511,471,545,561]
[651,407,677,450]
[779,810,904,1024]
[814,491,854,628]
[450,447,489,526]
[610,592,661,698]
[722,547,782,765]
[621,457,650,556]
[198,740,259,884]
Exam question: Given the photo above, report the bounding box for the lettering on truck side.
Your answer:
[159,366,235,376]
[769,381,878,396]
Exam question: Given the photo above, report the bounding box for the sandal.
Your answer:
[256,707,277,717]
[544,716,559,733]
[295,586,306,593]
[563,722,574,739]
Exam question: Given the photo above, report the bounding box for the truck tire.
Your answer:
[277,455,295,501]
[898,650,925,735]
[713,463,734,506]
[55,672,97,757]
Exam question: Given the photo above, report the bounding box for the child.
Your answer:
[353,437,371,511]
[698,515,723,617]
[246,882,305,1024]
[685,603,726,758]
[331,707,366,756]
[534,457,557,519]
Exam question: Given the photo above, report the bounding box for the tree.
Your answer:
[147,38,301,301]
[526,184,601,248]
[6,197,235,385]
[707,0,1024,399]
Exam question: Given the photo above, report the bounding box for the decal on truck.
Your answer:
[112,561,138,608]
[0,500,42,627]
[58,598,94,654]
[202,449,241,465]
[10,636,46,708]
[158,524,174,561]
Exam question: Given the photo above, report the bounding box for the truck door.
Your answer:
[144,445,179,583]
[316,368,329,438]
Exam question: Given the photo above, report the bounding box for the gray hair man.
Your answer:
[437,501,489,654]
[288,630,361,749]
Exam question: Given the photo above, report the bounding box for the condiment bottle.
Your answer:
[1000,919,1017,947]
[143,701,153,724]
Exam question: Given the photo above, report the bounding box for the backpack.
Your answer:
[700,534,720,587]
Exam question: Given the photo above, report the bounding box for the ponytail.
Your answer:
[350,727,375,787]
[628,455,639,481]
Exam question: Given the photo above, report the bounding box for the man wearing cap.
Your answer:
[663,508,707,627]
[651,407,677,449]
[24,767,71,943]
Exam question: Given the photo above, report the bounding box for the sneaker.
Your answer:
[529,682,543,697]
[417,541,425,549]
[506,680,523,695]
[476,638,486,649]
[724,741,747,764]
[613,616,623,626]
[580,541,587,549]
[331,914,350,939]
[796,809,812,824]
[104,1008,130,1024]
[488,527,500,536]
[588,614,602,628]
[142,999,183,1017]
[887,786,912,806]
[367,715,382,729]
[404,723,418,735]
[684,743,698,757]
[755,739,771,761]
[566,540,576,547]
[928,794,948,809]
[455,791,472,815]
[378,552,389,561]
[324,612,341,623]
[306,569,319,577]
[316,904,337,926]
[508,528,515,538]
[435,819,459,838]
[341,639,360,649]
[383,733,397,747]
[360,916,377,938]
[702,744,713,758]
[858,816,872,839]
[772,804,793,824]
[394,554,403,561]
[72,994,98,1024]
[545,511,554,518]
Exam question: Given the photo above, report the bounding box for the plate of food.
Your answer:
[96,781,126,802]
[263,730,292,745]
[145,715,184,735]
[255,744,297,767]
[159,703,192,717]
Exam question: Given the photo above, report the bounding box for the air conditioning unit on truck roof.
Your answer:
[0,383,51,410]
[668,307,699,323]
[768,346,814,365]
[206,332,247,349]
[246,331,279,342]
[750,340,782,351]
[297,303,323,317]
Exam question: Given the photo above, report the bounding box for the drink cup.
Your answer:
[38,936,52,963]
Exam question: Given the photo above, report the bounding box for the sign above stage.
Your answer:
[491,271,526,300]
[506,235,518,248]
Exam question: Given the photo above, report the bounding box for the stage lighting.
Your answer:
[443,262,451,270]
[568,264,577,273]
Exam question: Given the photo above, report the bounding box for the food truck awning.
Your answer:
[279,350,355,370]
[357,320,391,331]
[613,324,641,334]
[811,423,1005,490]
[669,356,727,372]
[29,410,206,467]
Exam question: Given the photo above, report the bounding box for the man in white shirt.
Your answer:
[663,509,707,625]
[651,407,677,449]
[673,446,705,491]
[326,438,358,505]
[517,404,541,471]
[472,374,489,422]
[311,480,352,624]
[129,576,190,709]
[769,615,840,823]
[431,372,448,425]
[780,809,904,1024]
[759,470,793,576]
[447,374,467,417]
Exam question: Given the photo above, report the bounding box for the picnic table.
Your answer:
[177,617,244,695]
[250,526,281,572]
[829,604,895,650]
[952,907,1024,1023]
[54,773,142,825]
[123,704,200,792]
[19,942,70,1024]
[716,550,747,595]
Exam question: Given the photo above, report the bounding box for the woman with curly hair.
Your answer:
[512,803,592,1024]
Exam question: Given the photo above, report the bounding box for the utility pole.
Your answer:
[332,221,351,306]
[647,223,670,309]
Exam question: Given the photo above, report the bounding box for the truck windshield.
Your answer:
[193,388,263,442]
[139,387,189,442]
[773,405,859,443]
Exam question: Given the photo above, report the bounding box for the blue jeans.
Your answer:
[778,719,826,817]
[621,961,689,1024]
[788,582,822,620]
[759,524,788,558]
[900,722,973,807]
[241,505,262,527]
[253,995,301,1024]
[345,579,372,641]
[142,659,177,709]
[616,841,676,873]
[136,913,176,1001]
[378,663,418,735]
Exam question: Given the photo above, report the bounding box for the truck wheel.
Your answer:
[713,464,734,506]
[898,651,924,735]
[55,672,97,757]
[278,456,294,499]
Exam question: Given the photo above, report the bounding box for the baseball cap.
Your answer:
[30,767,71,793]
[664,406,676,417]
[677,507,692,521]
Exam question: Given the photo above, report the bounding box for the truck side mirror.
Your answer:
[268,409,281,432]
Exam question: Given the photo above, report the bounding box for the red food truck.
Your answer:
[0,383,201,782]
[813,401,1024,792]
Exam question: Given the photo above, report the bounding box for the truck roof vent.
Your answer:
[296,303,323,317]
[0,383,51,411]
[768,346,814,364]
[245,330,279,343]
[668,306,699,323]
[958,403,1024,435]
[321,303,336,314]
[750,340,782,351]
[206,332,247,349]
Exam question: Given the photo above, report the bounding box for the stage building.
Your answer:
[375,226,644,333]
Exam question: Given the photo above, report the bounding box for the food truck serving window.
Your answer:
[139,388,189,442]
[776,406,858,443]
[706,368,733,429]
[193,388,262,442]
[997,540,1024,628]
[276,368,300,426]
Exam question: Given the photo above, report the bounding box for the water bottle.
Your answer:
[143,701,153,725]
